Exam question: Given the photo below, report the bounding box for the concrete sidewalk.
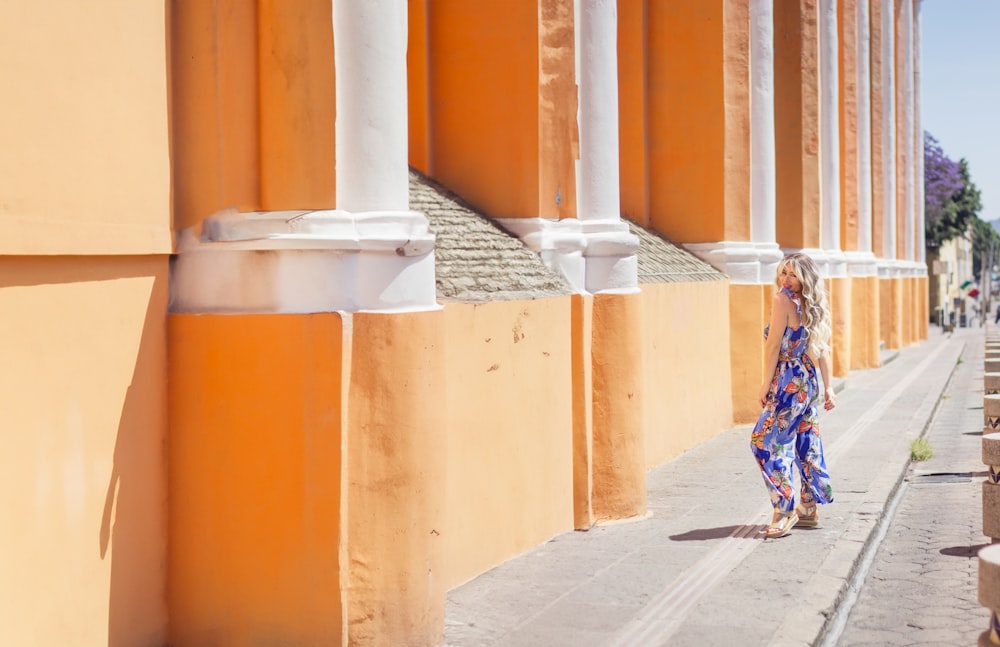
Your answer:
[445,325,979,647]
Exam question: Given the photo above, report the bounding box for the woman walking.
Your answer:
[751,252,835,538]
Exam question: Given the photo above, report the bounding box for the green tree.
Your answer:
[954,160,993,279]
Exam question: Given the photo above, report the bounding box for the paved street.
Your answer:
[445,324,986,646]
[833,325,989,647]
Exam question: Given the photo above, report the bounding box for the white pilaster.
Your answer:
[846,0,879,279]
[819,0,845,279]
[901,0,916,262]
[333,0,409,211]
[750,0,777,246]
[915,0,926,264]
[512,0,638,295]
[578,0,621,224]
[881,0,897,262]
[856,0,874,256]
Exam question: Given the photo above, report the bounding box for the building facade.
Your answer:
[0,1,926,645]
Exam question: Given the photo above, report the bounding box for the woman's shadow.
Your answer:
[669,525,767,541]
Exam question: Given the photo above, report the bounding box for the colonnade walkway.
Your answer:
[445,324,984,646]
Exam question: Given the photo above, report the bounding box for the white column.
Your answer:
[578,0,620,223]
[577,0,638,293]
[856,0,873,256]
[750,0,776,247]
[915,0,926,265]
[847,0,878,278]
[504,0,638,294]
[817,0,845,278]
[879,0,897,275]
[170,0,437,314]
[901,0,916,263]
[333,0,409,211]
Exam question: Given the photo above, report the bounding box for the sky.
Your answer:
[920,0,1000,224]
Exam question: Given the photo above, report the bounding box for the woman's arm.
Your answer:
[816,352,836,410]
[758,292,789,407]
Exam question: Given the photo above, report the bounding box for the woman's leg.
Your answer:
[751,404,798,514]
[796,426,833,504]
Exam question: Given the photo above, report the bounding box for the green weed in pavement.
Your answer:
[910,437,934,461]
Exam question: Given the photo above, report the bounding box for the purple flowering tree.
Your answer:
[924,131,966,247]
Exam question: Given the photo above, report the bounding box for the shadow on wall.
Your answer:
[101,270,168,647]
[0,256,169,647]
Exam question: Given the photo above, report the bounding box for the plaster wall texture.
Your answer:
[0,257,169,647]
[0,1,171,254]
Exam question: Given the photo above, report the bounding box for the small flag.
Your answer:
[969,288,981,298]
[961,280,973,289]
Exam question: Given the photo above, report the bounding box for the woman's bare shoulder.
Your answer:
[771,290,796,310]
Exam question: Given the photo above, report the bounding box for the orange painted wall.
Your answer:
[642,281,734,465]
[618,0,651,227]
[591,292,647,520]
[880,277,905,349]
[407,0,431,174]
[728,283,772,424]
[257,0,336,211]
[903,276,914,345]
[830,277,852,377]
[168,314,343,646]
[572,294,595,529]
[170,0,261,230]
[919,276,929,339]
[850,276,881,369]
[0,256,168,646]
[839,0,860,251]
[646,1,728,243]
[343,311,447,647]
[538,0,579,221]
[170,0,335,231]
[422,1,576,219]
[0,1,171,255]
[721,1,753,243]
[774,0,821,250]
[441,299,574,590]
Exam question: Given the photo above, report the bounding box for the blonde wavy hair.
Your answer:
[774,252,832,356]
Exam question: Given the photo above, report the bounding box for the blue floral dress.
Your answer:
[750,288,833,514]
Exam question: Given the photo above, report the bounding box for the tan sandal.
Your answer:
[764,511,799,539]
[794,504,819,528]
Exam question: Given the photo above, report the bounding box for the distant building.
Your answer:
[929,231,975,327]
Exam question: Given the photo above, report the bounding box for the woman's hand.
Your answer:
[824,388,836,411]
[758,382,771,408]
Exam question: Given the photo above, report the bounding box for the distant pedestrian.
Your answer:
[750,253,835,539]
[994,303,999,324]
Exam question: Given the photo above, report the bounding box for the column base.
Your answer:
[497,218,639,294]
[171,209,438,313]
[784,247,848,279]
[844,250,879,277]
[684,241,784,284]
[876,257,927,278]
